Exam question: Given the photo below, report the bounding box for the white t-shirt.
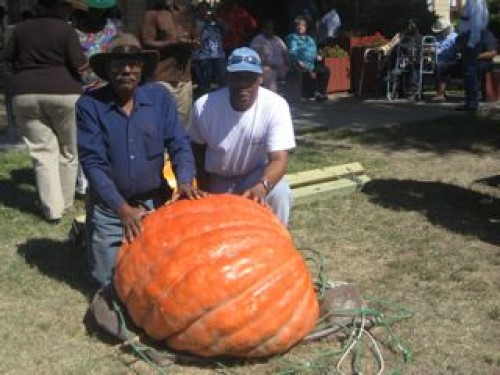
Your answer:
[190,87,295,177]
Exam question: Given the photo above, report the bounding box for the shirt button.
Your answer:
[130,155,135,160]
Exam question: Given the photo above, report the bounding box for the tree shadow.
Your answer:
[0,166,39,216]
[474,174,500,189]
[362,179,500,246]
[17,237,91,296]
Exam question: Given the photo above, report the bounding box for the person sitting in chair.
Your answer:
[286,16,330,102]
[430,18,459,102]
[377,18,423,98]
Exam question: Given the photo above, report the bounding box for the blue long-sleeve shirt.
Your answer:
[436,31,458,65]
[77,82,196,212]
[285,32,318,72]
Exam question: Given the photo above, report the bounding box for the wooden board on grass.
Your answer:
[286,162,365,188]
[285,162,370,204]
[291,174,371,204]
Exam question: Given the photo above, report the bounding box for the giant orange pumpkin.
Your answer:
[114,194,319,358]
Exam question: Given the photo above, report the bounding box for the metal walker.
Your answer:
[384,35,437,100]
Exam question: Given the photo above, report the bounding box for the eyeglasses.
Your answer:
[110,59,144,70]
[227,55,261,66]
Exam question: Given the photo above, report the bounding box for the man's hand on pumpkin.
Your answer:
[173,182,208,201]
[242,184,268,206]
[118,203,150,243]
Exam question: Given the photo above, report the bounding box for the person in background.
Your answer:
[0,0,87,223]
[192,1,227,96]
[71,0,122,196]
[316,1,342,48]
[286,16,330,102]
[0,6,7,50]
[288,0,320,34]
[189,47,295,226]
[377,18,423,98]
[77,33,205,289]
[139,0,200,127]
[250,19,289,93]
[216,0,258,56]
[430,18,459,102]
[477,28,498,101]
[72,0,121,88]
[456,0,490,111]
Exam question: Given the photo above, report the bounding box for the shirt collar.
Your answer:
[100,83,155,113]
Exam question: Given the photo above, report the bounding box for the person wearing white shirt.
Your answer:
[190,47,295,226]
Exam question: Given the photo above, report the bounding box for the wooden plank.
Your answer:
[292,174,371,204]
[286,162,365,188]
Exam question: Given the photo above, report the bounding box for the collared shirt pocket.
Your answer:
[142,125,164,160]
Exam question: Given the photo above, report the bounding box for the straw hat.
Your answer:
[432,18,451,33]
[89,33,159,81]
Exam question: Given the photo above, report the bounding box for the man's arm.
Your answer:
[161,89,206,199]
[242,150,289,204]
[192,143,210,191]
[139,10,184,50]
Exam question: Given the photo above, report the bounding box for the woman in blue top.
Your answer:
[286,16,330,101]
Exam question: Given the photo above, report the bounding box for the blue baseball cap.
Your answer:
[227,47,263,74]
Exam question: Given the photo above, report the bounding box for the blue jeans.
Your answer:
[208,166,293,226]
[462,44,481,108]
[85,198,156,289]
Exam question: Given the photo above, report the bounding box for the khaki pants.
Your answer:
[158,80,193,130]
[13,94,79,220]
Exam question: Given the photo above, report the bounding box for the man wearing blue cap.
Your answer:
[189,47,296,226]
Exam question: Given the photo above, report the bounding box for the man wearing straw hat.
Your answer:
[430,18,458,102]
[76,33,206,289]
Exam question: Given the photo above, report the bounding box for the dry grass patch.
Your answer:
[1,113,500,374]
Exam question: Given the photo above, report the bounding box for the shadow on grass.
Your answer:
[293,96,500,155]
[17,238,91,296]
[336,116,500,155]
[363,179,500,246]
[0,167,39,216]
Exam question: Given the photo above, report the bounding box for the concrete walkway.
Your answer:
[290,93,467,133]
[0,92,494,150]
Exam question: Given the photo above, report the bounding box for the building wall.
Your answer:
[430,0,452,22]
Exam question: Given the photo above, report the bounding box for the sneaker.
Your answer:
[314,92,328,102]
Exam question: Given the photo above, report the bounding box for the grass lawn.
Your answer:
[0,113,499,374]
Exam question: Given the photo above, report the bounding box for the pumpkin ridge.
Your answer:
[124,227,279,330]
[252,268,319,353]
[136,227,291,333]
[147,195,280,229]
[115,208,285,307]
[114,195,318,358]
[167,249,306,354]
[150,235,294,340]
[199,260,303,356]
[247,275,318,356]
[213,258,314,356]
[116,205,287,301]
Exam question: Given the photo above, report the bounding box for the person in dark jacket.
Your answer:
[1,0,88,223]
